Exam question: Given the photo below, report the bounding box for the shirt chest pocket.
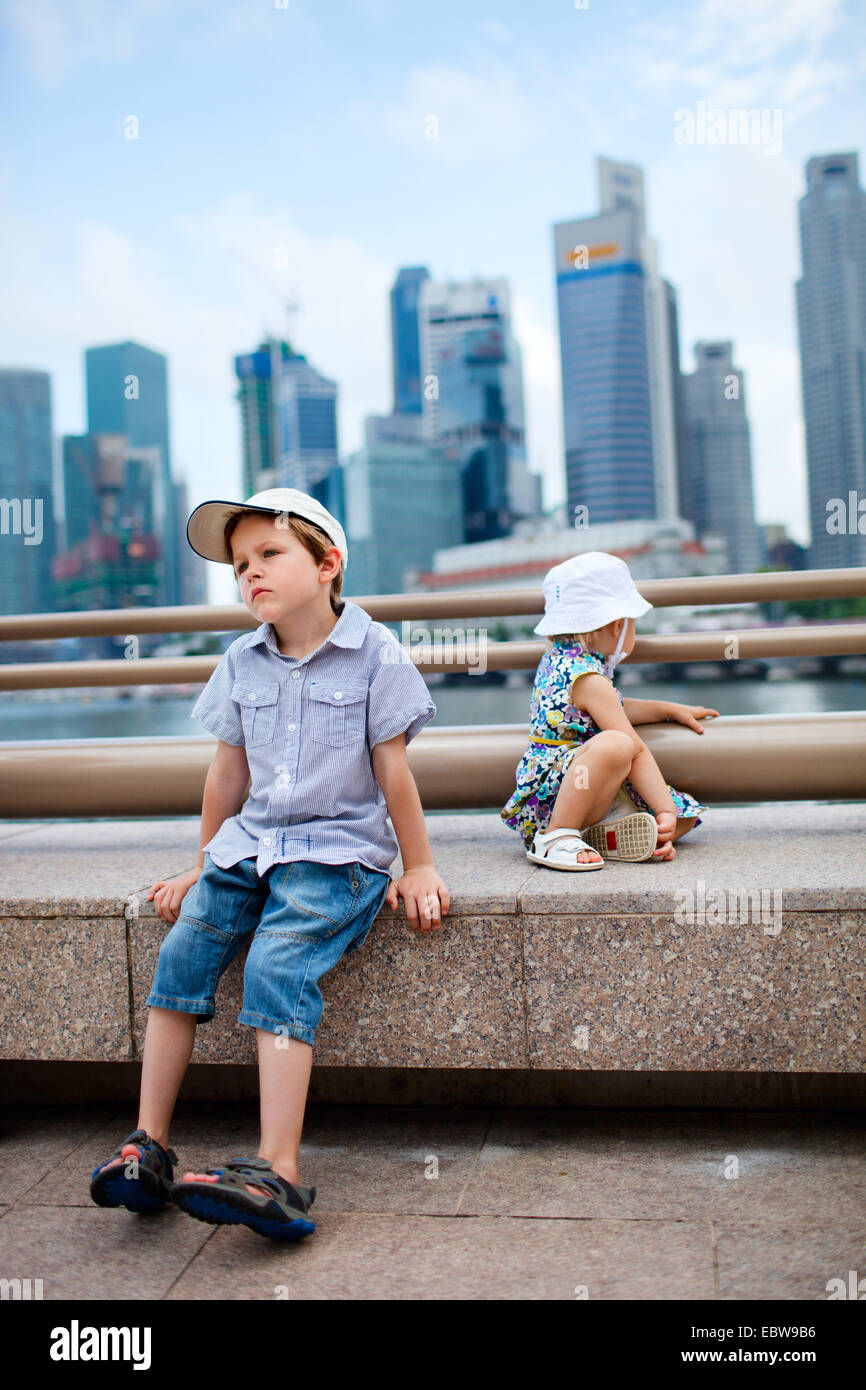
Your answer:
[231,678,280,747]
[308,680,368,748]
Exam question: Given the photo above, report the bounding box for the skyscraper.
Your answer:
[436,324,531,543]
[85,341,181,605]
[235,338,338,499]
[665,280,692,526]
[276,351,338,493]
[0,369,56,616]
[795,152,866,568]
[55,432,163,617]
[235,339,289,495]
[418,277,539,540]
[390,266,430,414]
[553,157,679,527]
[681,342,762,575]
[343,417,463,596]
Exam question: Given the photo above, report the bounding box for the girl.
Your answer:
[501,551,717,870]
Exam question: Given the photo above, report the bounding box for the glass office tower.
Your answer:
[85,340,181,605]
[390,267,430,415]
[553,158,679,526]
[795,152,866,568]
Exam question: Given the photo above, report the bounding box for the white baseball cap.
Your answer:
[186,488,348,572]
[534,552,652,636]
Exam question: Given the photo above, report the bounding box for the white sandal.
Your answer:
[580,807,658,862]
[526,826,605,871]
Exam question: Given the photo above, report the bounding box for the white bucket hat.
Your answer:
[186,488,348,571]
[534,552,652,637]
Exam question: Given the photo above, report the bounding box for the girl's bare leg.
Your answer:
[545,730,635,863]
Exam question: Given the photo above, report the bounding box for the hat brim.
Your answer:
[533,593,653,636]
[187,499,346,569]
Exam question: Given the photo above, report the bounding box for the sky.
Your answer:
[2,0,865,606]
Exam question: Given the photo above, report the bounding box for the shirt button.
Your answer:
[334,691,343,699]
[248,691,256,699]
[263,837,272,846]
[288,723,296,731]
[291,671,301,680]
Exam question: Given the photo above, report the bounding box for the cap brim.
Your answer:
[187,499,271,565]
[186,498,348,569]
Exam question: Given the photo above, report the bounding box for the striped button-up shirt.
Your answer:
[189,599,436,878]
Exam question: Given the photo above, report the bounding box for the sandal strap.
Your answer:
[209,1156,315,1207]
[120,1129,178,1169]
[537,828,594,855]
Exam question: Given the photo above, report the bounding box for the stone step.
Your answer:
[0,804,863,1073]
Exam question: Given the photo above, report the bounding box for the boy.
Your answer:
[90,488,450,1241]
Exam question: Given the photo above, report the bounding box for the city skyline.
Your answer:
[2,0,865,605]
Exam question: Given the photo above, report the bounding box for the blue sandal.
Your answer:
[90,1128,179,1213]
[171,1156,316,1241]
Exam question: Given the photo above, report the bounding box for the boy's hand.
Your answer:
[653,810,678,860]
[385,865,450,932]
[661,701,719,733]
[145,867,202,925]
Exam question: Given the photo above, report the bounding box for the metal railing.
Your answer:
[1,566,865,811]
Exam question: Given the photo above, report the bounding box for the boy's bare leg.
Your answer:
[180,1031,313,1195]
[137,1007,198,1144]
[256,1033,313,1186]
[98,1007,197,1169]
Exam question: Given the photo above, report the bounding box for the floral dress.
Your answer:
[500,637,707,849]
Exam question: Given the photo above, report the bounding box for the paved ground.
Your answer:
[1,1101,863,1300]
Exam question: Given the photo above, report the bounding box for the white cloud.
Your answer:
[626,0,851,121]
[3,0,166,83]
[3,0,315,84]
[375,62,538,163]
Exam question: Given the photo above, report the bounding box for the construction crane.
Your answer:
[228,243,302,346]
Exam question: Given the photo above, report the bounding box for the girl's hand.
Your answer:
[145,867,202,925]
[653,810,677,860]
[661,702,719,733]
[385,866,450,933]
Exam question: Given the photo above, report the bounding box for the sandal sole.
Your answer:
[581,813,658,861]
[172,1181,315,1241]
[90,1152,172,1213]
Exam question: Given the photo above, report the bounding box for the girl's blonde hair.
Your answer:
[224,508,344,615]
[544,619,626,651]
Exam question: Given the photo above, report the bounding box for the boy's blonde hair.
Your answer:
[224,508,344,615]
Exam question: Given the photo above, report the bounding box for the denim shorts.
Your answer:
[145,852,391,1045]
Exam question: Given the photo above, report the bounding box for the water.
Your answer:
[1,673,864,741]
